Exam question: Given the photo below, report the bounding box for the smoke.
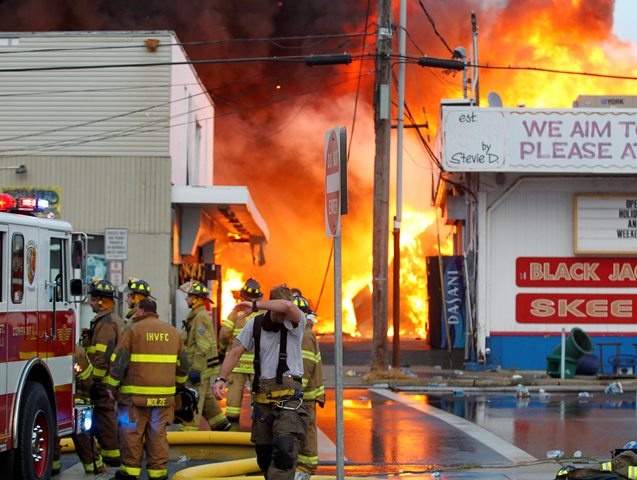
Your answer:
[0,0,633,331]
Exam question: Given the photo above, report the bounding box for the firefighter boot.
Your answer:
[110,470,137,480]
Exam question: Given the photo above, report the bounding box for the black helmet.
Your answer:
[174,386,200,424]
[293,295,314,315]
[187,280,210,299]
[126,278,152,297]
[89,278,116,298]
[240,278,263,301]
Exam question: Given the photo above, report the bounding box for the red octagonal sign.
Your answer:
[325,128,341,237]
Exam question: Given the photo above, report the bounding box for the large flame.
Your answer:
[194,0,636,341]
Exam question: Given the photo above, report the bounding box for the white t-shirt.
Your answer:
[236,311,306,380]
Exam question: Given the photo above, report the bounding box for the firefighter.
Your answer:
[218,277,263,427]
[83,278,124,467]
[180,280,232,431]
[73,344,108,473]
[213,284,308,480]
[52,344,106,475]
[557,451,637,479]
[600,450,637,479]
[122,277,152,327]
[293,295,325,480]
[107,298,190,480]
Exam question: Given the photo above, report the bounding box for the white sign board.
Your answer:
[442,107,637,173]
[105,228,128,260]
[575,194,637,254]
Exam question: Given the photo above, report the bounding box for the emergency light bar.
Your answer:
[0,193,50,213]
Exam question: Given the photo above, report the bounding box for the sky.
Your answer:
[614,0,637,45]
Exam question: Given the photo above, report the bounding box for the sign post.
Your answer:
[325,126,347,480]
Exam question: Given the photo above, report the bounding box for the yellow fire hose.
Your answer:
[59,431,253,451]
[61,431,381,480]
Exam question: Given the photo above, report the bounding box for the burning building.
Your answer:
[0,1,634,362]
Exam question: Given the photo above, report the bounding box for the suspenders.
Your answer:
[251,313,289,394]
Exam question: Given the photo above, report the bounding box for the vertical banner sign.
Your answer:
[325,128,341,237]
[440,256,467,349]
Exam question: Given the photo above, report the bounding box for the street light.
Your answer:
[0,164,27,174]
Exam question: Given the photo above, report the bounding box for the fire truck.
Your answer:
[0,194,91,480]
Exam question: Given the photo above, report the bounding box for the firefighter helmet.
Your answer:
[173,386,200,424]
[293,295,314,315]
[89,278,115,298]
[240,277,263,301]
[126,278,152,297]
[187,280,210,299]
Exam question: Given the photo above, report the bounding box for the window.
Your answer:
[11,234,24,303]
[49,238,66,302]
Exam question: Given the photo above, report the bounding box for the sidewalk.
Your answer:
[325,362,636,391]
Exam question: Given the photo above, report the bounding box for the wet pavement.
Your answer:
[56,356,637,480]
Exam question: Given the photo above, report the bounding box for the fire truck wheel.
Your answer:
[15,381,54,480]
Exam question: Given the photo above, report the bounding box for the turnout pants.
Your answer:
[92,394,121,463]
[251,378,308,480]
[296,400,318,474]
[118,404,172,480]
[225,371,252,422]
[73,431,105,473]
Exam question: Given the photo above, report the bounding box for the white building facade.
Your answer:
[0,31,268,327]
[438,101,637,370]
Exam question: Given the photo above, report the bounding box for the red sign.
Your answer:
[325,128,341,237]
[516,256,637,287]
[516,293,637,323]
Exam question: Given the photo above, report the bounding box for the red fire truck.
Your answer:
[0,194,91,480]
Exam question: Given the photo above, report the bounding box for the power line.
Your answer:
[0,32,372,55]
[0,47,634,82]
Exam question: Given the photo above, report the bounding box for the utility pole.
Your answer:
[371,0,392,373]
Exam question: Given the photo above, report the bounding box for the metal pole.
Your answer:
[334,235,344,480]
[560,327,566,380]
[392,0,406,369]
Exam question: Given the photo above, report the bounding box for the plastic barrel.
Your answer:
[552,327,594,359]
[575,353,599,375]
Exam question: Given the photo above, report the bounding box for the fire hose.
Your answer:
[61,431,379,480]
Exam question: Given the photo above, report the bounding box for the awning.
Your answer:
[171,185,269,265]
